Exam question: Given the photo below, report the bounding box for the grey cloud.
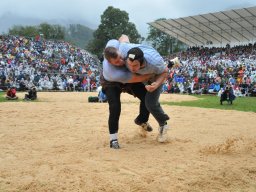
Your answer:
[0,0,255,37]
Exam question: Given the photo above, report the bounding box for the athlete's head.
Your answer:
[104,47,124,66]
[126,47,144,73]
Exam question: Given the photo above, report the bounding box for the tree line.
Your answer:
[7,6,184,58]
[86,7,185,58]
[9,23,65,40]
[8,23,94,50]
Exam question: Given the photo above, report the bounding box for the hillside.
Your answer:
[65,24,94,49]
[0,13,94,49]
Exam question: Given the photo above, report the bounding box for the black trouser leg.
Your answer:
[104,86,122,134]
[126,83,150,124]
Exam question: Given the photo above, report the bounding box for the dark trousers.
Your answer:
[103,82,149,134]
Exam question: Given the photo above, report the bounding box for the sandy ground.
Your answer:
[0,92,256,192]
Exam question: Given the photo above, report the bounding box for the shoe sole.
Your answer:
[141,124,153,132]
[135,120,153,132]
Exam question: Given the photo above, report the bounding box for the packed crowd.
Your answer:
[1,35,256,97]
[0,35,100,92]
[164,43,256,97]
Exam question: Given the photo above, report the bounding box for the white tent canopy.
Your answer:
[148,6,256,47]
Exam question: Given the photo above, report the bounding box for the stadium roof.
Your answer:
[148,6,256,47]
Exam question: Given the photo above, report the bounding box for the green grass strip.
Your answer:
[162,95,256,112]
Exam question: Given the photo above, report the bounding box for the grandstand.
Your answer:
[149,6,256,47]
[148,6,256,97]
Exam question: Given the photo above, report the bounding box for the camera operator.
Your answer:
[24,86,37,101]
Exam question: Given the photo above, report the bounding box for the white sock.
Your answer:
[110,133,117,141]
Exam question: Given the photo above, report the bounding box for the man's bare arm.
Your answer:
[155,71,168,86]
[145,71,168,92]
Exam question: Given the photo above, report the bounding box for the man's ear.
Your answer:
[140,62,146,69]
[139,58,145,67]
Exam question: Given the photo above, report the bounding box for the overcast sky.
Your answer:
[0,0,255,37]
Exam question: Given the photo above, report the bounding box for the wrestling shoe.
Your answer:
[157,123,169,143]
[134,119,153,132]
[163,114,170,121]
[140,122,153,132]
[110,139,120,149]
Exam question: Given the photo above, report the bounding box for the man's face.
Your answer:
[108,52,124,66]
[126,59,141,73]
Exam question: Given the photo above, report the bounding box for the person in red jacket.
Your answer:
[6,87,18,100]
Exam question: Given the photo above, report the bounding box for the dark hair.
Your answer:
[127,47,144,65]
[104,47,118,61]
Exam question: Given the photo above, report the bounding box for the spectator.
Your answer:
[220,86,236,105]
[250,84,256,97]
[24,86,37,100]
[97,86,108,103]
[6,86,18,100]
